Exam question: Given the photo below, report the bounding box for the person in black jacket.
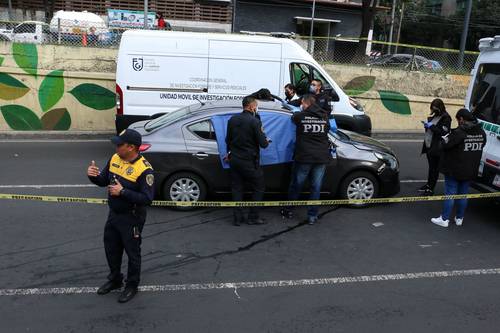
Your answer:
[281,95,331,225]
[309,79,332,115]
[226,96,270,226]
[87,129,154,303]
[419,98,452,195]
[431,109,486,228]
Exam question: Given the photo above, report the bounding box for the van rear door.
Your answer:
[208,40,282,97]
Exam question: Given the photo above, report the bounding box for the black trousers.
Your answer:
[229,157,265,222]
[426,153,441,190]
[103,210,146,287]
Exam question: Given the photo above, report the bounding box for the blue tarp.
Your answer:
[212,111,338,169]
[212,112,296,169]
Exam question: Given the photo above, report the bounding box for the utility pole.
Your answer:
[8,0,13,21]
[232,0,237,33]
[395,2,405,53]
[144,0,149,29]
[388,0,397,54]
[308,0,316,54]
[458,0,473,69]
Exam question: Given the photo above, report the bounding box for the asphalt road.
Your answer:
[1,139,500,333]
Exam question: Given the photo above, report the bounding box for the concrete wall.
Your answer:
[0,42,115,131]
[0,42,471,132]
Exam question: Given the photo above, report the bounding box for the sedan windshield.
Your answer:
[145,104,203,132]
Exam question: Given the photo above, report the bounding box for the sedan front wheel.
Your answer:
[163,172,207,210]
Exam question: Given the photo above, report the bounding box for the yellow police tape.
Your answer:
[0,192,499,208]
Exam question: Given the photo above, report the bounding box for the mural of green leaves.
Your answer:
[378,90,412,115]
[41,108,71,130]
[38,70,64,112]
[69,83,115,110]
[0,105,42,130]
[344,76,376,96]
[0,72,30,100]
[12,43,38,77]
[0,56,4,66]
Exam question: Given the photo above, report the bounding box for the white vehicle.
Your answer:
[115,30,371,135]
[2,21,51,44]
[49,10,109,43]
[466,36,500,192]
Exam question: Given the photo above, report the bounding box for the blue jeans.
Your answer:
[288,163,327,218]
[441,175,470,220]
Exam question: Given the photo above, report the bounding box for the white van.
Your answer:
[465,36,500,192]
[115,30,371,135]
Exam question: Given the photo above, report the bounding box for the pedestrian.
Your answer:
[157,13,166,29]
[284,83,300,104]
[281,94,331,225]
[87,129,155,303]
[419,98,452,196]
[309,79,332,115]
[431,109,486,227]
[225,96,270,226]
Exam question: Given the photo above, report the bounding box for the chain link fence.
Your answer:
[298,37,479,75]
[0,18,479,74]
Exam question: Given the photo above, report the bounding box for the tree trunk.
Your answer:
[354,0,378,63]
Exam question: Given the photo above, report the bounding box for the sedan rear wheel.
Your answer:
[163,172,207,210]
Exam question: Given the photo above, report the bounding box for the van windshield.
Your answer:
[145,104,202,132]
[471,63,500,125]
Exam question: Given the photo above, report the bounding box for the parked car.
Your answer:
[128,100,400,208]
[0,21,51,44]
[367,54,442,72]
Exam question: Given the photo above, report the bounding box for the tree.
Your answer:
[355,0,379,61]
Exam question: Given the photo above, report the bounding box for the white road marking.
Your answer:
[372,222,384,227]
[0,184,96,189]
[400,180,444,183]
[1,267,500,296]
[380,139,421,143]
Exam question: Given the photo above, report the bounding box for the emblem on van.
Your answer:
[132,57,143,71]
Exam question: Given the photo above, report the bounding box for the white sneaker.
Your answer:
[455,217,463,226]
[431,216,449,227]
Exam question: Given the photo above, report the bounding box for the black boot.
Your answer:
[118,285,138,303]
[97,280,123,295]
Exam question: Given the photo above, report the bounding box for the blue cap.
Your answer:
[111,129,142,146]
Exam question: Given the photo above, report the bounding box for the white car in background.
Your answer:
[0,21,50,44]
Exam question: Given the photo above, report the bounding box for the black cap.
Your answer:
[111,129,142,146]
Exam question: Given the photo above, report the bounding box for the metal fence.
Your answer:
[300,37,479,75]
[0,19,479,74]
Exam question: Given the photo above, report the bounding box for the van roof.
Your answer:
[121,30,311,59]
[479,36,500,52]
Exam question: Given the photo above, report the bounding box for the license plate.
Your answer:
[494,174,500,188]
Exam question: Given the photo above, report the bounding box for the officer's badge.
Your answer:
[126,166,134,175]
[146,174,154,186]
[143,160,152,168]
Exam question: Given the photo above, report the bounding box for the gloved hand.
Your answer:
[424,121,433,129]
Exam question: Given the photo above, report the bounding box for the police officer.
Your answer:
[281,94,331,225]
[225,96,270,226]
[87,129,154,303]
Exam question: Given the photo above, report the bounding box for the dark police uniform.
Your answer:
[314,91,332,115]
[226,110,269,225]
[89,140,154,290]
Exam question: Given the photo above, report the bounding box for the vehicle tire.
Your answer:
[163,172,207,211]
[339,171,379,208]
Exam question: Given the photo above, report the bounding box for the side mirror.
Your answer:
[326,89,340,102]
